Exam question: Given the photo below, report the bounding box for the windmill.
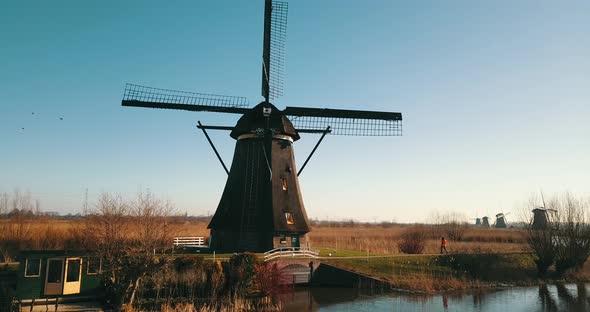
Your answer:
[481,216,490,228]
[120,0,402,252]
[531,208,554,230]
[470,211,481,226]
[531,191,557,230]
[494,212,510,229]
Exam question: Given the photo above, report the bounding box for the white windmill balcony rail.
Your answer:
[263,247,320,261]
[173,236,206,248]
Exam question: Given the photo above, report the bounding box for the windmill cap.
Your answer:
[230,102,300,141]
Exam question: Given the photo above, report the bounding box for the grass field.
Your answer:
[0,217,528,262]
[322,253,537,292]
[307,224,527,254]
[4,218,590,293]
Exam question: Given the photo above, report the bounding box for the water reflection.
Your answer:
[538,283,590,312]
[281,283,590,312]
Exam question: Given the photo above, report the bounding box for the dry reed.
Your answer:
[0,218,528,262]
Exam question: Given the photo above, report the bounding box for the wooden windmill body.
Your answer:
[531,207,556,231]
[494,213,509,229]
[207,103,311,251]
[481,216,490,228]
[121,0,402,252]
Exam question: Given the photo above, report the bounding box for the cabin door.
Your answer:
[44,258,65,296]
[62,258,82,295]
[291,235,300,248]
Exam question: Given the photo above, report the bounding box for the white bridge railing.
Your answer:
[173,237,206,248]
[263,247,320,261]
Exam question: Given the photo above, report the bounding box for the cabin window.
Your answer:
[87,257,102,275]
[24,258,41,277]
[47,259,63,283]
[279,234,286,244]
[66,259,81,282]
[285,212,294,225]
[282,177,288,191]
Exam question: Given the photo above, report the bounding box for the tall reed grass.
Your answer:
[0,217,528,262]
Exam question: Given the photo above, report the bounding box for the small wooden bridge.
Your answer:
[263,248,320,285]
[263,247,320,261]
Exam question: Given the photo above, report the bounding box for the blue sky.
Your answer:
[1,1,588,222]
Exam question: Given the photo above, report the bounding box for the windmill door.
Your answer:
[291,235,300,248]
[44,258,65,296]
[63,258,82,295]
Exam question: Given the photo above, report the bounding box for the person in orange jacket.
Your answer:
[440,237,448,254]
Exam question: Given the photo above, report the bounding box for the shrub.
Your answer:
[173,256,205,273]
[254,262,291,296]
[398,229,426,254]
[228,253,258,293]
[443,222,467,241]
[526,229,556,276]
[555,225,590,275]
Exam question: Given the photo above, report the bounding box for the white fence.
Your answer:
[173,237,206,248]
[263,247,320,262]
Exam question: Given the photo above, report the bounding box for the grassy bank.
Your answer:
[322,252,590,293]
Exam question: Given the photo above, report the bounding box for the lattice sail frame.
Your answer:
[287,115,402,136]
[263,1,288,101]
[123,83,249,108]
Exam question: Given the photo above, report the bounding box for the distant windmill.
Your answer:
[470,217,481,226]
[120,0,402,252]
[494,212,510,229]
[531,207,557,230]
[531,191,557,231]
[481,216,490,228]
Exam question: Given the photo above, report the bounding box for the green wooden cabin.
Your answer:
[16,250,103,300]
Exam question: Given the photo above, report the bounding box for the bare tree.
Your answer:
[84,193,130,261]
[82,191,174,308]
[11,189,35,213]
[0,192,9,215]
[524,193,558,276]
[432,211,469,241]
[0,190,38,261]
[525,193,590,276]
[0,189,40,216]
[132,190,175,254]
[554,194,590,275]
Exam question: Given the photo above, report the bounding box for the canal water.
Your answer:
[281,284,590,312]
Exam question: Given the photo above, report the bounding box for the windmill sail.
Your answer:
[261,0,288,101]
[284,106,403,136]
[122,83,250,114]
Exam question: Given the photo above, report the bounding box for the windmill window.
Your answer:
[282,177,288,191]
[24,258,41,277]
[285,213,294,225]
[279,234,286,244]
